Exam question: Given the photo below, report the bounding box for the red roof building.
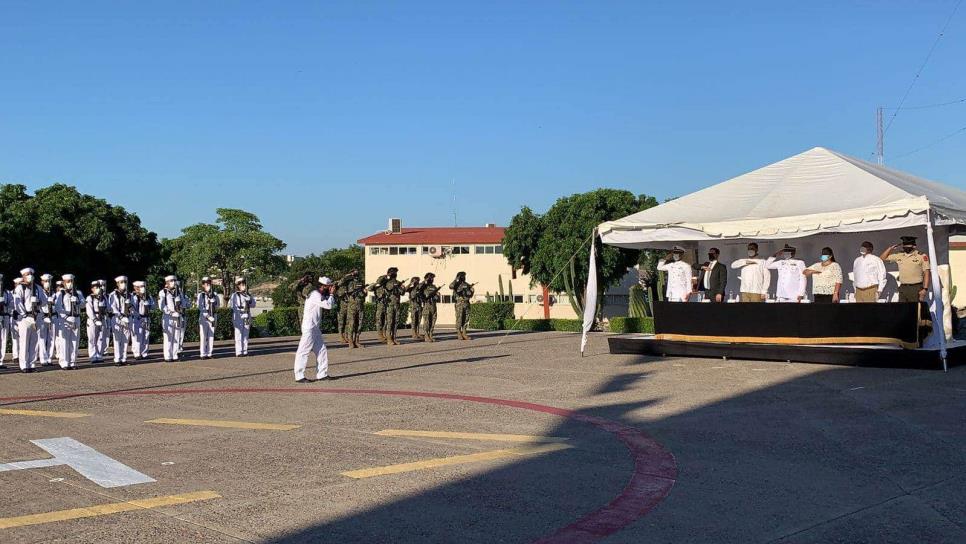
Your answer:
[357,226,505,246]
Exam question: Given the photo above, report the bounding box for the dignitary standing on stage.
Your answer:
[731,242,771,302]
[55,274,84,369]
[766,244,807,302]
[881,236,930,303]
[230,277,255,357]
[159,275,189,362]
[197,276,219,359]
[697,247,727,302]
[13,268,46,372]
[132,281,155,359]
[853,241,887,303]
[804,247,843,303]
[657,246,694,302]
[293,276,336,383]
[109,276,134,365]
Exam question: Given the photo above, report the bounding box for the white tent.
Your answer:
[584,147,966,367]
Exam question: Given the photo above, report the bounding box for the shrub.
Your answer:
[507,319,553,332]
[468,301,515,330]
[549,319,583,332]
[608,316,655,334]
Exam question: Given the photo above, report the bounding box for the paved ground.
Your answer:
[0,330,964,543]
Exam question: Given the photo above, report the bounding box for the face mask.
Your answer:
[820,255,830,262]
[747,250,756,257]
[859,248,868,256]
[93,287,101,295]
[903,246,915,253]
[65,282,73,289]
[672,254,681,261]
[782,252,792,260]
[24,275,34,283]
[203,285,211,292]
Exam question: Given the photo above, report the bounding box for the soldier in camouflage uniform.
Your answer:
[382,268,406,345]
[420,273,441,342]
[404,277,422,339]
[449,271,475,340]
[369,272,390,342]
[335,270,358,344]
[345,275,368,348]
[293,273,315,315]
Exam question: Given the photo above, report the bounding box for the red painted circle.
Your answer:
[0,388,677,543]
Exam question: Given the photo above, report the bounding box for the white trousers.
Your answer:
[99,317,111,357]
[17,317,38,370]
[0,316,9,364]
[199,316,215,357]
[86,320,105,361]
[38,318,56,364]
[777,297,800,303]
[113,318,132,362]
[11,319,19,362]
[162,315,181,361]
[232,316,250,356]
[294,328,328,380]
[132,317,150,358]
[177,320,185,353]
[57,318,80,368]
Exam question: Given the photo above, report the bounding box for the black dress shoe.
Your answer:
[317,376,337,381]
[295,378,310,383]
[23,368,35,373]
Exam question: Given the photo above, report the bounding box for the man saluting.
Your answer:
[293,276,338,383]
[656,246,693,302]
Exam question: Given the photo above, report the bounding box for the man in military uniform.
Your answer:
[38,273,57,366]
[449,272,475,340]
[294,273,315,316]
[345,275,368,348]
[369,272,390,342]
[420,273,441,342]
[881,236,930,303]
[14,268,47,372]
[383,267,406,345]
[404,277,422,339]
[55,274,84,369]
[334,270,357,344]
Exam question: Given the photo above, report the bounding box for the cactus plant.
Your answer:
[656,271,666,302]
[508,280,514,302]
[629,284,647,318]
[498,274,505,301]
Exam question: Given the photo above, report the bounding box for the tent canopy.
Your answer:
[600,147,966,247]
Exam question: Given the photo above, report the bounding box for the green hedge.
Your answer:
[468,301,515,330]
[507,319,583,332]
[608,316,655,334]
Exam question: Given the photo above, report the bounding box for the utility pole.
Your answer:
[876,106,884,165]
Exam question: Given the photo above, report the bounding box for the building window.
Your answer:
[495,244,503,254]
[389,246,399,255]
[513,295,523,303]
[454,246,470,254]
[475,246,485,254]
[370,247,379,255]
[406,247,417,255]
[379,247,389,255]
[485,246,495,254]
[422,246,430,254]
[441,295,452,303]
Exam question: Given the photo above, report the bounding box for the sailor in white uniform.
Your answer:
[230,277,256,357]
[13,268,47,372]
[656,246,695,302]
[86,281,109,363]
[765,244,808,302]
[0,274,11,369]
[109,276,134,365]
[196,276,219,359]
[55,274,84,369]
[293,276,336,383]
[37,273,57,366]
[159,275,189,362]
[131,281,155,359]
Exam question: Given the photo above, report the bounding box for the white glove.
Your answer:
[70,296,78,303]
[240,313,250,319]
[43,317,52,324]
[206,315,215,324]
[95,320,103,327]
[171,312,180,318]
[122,317,130,325]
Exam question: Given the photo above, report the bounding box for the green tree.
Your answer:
[167,208,286,294]
[503,189,658,315]
[272,245,365,307]
[0,183,161,283]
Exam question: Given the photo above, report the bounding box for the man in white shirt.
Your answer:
[765,244,807,302]
[731,242,771,302]
[853,241,887,303]
[294,276,337,383]
[656,246,694,302]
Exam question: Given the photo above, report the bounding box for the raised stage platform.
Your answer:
[608,335,966,370]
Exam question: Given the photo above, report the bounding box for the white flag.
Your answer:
[580,233,598,354]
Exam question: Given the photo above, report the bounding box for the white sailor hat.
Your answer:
[56,280,64,286]
[40,273,53,281]
[201,276,212,283]
[20,267,34,276]
[90,280,99,286]
[133,280,146,287]
[98,279,107,286]
[319,276,333,286]
[234,276,246,284]
[164,275,177,282]
[115,275,128,283]
[62,274,75,281]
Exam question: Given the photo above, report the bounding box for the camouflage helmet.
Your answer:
[387,267,398,275]
[456,271,466,280]
[424,272,435,280]
[411,276,421,283]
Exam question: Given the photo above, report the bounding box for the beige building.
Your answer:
[358,220,631,326]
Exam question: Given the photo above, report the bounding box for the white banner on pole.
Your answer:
[580,231,598,355]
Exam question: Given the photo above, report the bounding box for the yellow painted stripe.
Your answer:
[374,429,568,443]
[145,418,300,431]
[0,408,89,419]
[341,443,572,479]
[0,490,220,530]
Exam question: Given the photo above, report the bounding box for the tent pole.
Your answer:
[925,207,948,372]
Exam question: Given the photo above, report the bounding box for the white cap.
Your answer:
[133,280,146,287]
[40,273,53,281]
[91,280,99,286]
[115,275,128,283]
[319,276,333,286]
[98,279,107,286]
[164,275,177,282]
[20,267,34,276]
[56,280,63,286]
[234,276,246,284]
[62,274,75,281]
[201,276,212,283]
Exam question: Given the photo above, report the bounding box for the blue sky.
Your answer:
[2,1,965,254]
